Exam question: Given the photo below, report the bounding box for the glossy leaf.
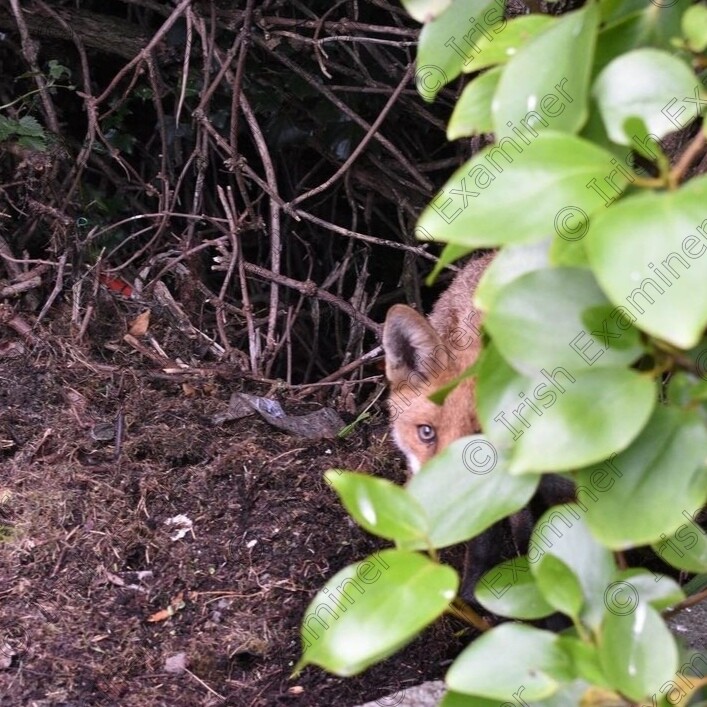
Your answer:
[417,0,496,101]
[683,4,707,52]
[406,436,539,549]
[461,14,556,73]
[439,692,498,707]
[446,623,574,701]
[549,231,590,268]
[533,553,584,620]
[474,556,555,619]
[492,3,598,139]
[474,240,551,311]
[577,407,707,548]
[599,603,678,702]
[484,267,644,376]
[297,550,457,676]
[443,682,594,707]
[587,175,707,349]
[557,637,612,690]
[612,569,684,612]
[529,505,615,630]
[622,115,669,169]
[424,243,473,284]
[652,522,707,573]
[475,344,656,473]
[325,470,430,544]
[593,49,701,145]
[447,67,500,139]
[416,132,630,248]
[594,0,691,75]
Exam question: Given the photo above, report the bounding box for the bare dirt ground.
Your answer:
[3,300,706,707]
[0,331,471,706]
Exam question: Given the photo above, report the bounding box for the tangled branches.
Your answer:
[0,0,474,393]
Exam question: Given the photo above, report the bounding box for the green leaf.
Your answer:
[682,573,707,595]
[461,14,556,73]
[416,132,630,248]
[474,240,551,311]
[549,231,591,268]
[622,115,669,168]
[428,361,480,405]
[475,342,532,442]
[424,243,472,284]
[683,4,707,52]
[492,3,599,139]
[416,0,497,101]
[47,59,71,81]
[598,603,678,702]
[586,175,707,349]
[439,692,499,707]
[529,504,616,631]
[0,116,13,141]
[447,67,501,139]
[668,371,707,407]
[18,135,47,151]
[533,553,584,620]
[401,0,452,23]
[652,520,707,573]
[557,637,612,689]
[612,569,684,611]
[296,550,457,677]
[477,342,656,473]
[446,623,574,701]
[474,556,556,619]
[577,407,707,549]
[484,267,644,377]
[533,681,605,706]
[594,0,691,75]
[593,49,702,145]
[406,436,539,549]
[324,470,430,544]
[17,115,44,137]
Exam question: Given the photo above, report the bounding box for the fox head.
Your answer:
[382,256,491,473]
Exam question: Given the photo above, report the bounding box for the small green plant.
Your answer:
[1,60,73,150]
[0,115,46,151]
[298,0,707,704]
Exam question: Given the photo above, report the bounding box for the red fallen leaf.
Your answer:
[99,273,133,297]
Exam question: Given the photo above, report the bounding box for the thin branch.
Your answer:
[255,36,433,192]
[670,129,706,187]
[290,62,415,207]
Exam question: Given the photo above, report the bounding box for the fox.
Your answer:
[382,252,573,606]
[382,252,493,472]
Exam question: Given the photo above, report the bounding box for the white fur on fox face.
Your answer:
[392,427,421,474]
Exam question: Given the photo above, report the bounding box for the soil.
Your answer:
[0,320,472,706]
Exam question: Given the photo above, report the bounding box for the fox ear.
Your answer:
[383,304,444,386]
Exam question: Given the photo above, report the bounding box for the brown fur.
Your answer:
[382,253,494,472]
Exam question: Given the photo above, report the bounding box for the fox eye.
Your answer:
[417,424,436,444]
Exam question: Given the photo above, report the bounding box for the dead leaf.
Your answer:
[213,392,345,439]
[147,591,185,623]
[129,310,151,337]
